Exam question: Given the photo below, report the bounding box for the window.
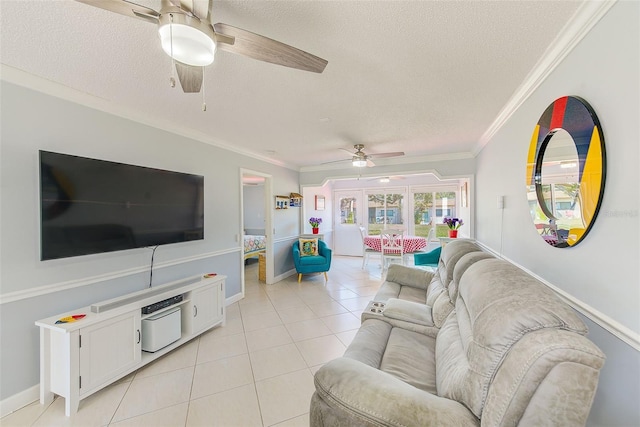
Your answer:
[339,197,357,224]
[411,186,458,238]
[366,192,405,235]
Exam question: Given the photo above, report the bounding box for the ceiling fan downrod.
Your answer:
[168,14,176,88]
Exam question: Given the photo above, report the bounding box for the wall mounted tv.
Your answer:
[40,151,204,261]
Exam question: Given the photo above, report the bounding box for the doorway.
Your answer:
[240,170,272,297]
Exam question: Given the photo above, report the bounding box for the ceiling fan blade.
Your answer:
[366,159,376,167]
[175,61,203,93]
[213,23,327,73]
[213,32,235,46]
[179,0,208,19]
[368,152,405,159]
[76,0,159,23]
[320,158,351,165]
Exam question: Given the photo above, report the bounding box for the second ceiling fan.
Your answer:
[76,0,328,93]
[325,144,405,168]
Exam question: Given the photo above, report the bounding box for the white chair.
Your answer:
[380,229,405,272]
[359,226,380,269]
[425,227,440,251]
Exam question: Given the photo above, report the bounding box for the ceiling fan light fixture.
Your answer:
[158,14,216,66]
[379,177,390,183]
[352,158,367,168]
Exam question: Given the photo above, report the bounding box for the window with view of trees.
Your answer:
[412,190,457,238]
[366,193,404,235]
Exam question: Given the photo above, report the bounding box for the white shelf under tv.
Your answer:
[35,274,226,416]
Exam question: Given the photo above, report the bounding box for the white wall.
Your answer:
[302,184,333,234]
[0,81,300,402]
[475,2,639,424]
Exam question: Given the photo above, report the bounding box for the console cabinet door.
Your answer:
[79,311,141,396]
[191,283,222,334]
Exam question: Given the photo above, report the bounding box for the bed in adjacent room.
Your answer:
[244,234,266,259]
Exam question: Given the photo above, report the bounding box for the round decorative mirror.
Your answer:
[526,96,606,247]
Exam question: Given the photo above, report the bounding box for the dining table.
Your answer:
[363,235,427,254]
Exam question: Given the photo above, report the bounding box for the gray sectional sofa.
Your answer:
[311,241,605,426]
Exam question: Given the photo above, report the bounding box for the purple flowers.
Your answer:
[443,217,463,230]
[309,217,323,227]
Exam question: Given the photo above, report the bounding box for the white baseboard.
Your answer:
[272,269,297,284]
[225,293,243,306]
[0,384,39,418]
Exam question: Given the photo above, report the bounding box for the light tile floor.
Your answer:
[2,255,403,427]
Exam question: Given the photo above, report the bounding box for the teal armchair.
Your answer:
[413,246,441,268]
[292,239,332,283]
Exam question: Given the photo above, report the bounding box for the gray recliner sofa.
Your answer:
[366,240,493,335]
[311,258,605,426]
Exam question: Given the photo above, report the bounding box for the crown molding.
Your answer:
[0,64,298,171]
[473,0,617,156]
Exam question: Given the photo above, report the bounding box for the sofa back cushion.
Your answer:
[448,252,495,303]
[425,240,482,327]
[435,259,589,418]
[434,240,480,291]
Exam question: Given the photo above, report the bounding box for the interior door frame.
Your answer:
[239,168,273,298]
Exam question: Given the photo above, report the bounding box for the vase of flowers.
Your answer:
[443,217,463,238]
[309,217,322,234]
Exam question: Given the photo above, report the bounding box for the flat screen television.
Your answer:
[40,151,204,260]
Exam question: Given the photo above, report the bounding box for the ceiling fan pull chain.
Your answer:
[168,14,176,88]
[202,68,207,111]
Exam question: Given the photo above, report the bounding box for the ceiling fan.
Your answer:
[324,144,405,168]
[76,0,328,94]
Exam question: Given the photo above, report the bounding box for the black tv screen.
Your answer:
[40,151,204,260]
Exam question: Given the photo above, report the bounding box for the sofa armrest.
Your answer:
[314,358,478,426]
[385,264,434,291]
[383,298,433,326]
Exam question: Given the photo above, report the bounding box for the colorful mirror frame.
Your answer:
[526,96,606,248]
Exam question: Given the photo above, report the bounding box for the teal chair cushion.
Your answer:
[414,246,441,266]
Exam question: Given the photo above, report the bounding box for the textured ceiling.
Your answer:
[0,0,583,170]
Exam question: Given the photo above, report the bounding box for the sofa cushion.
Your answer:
[380,327,437,394]
[436,258,589,418]
[397,285,428,303]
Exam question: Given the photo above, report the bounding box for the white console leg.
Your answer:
[65,395,79,417]
[39,328,54,406]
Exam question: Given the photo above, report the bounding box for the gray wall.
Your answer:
[474,2,639,424]
[0,82,300,400]
[243,184,265,232]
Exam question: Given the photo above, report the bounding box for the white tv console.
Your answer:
[35,274,226,416]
